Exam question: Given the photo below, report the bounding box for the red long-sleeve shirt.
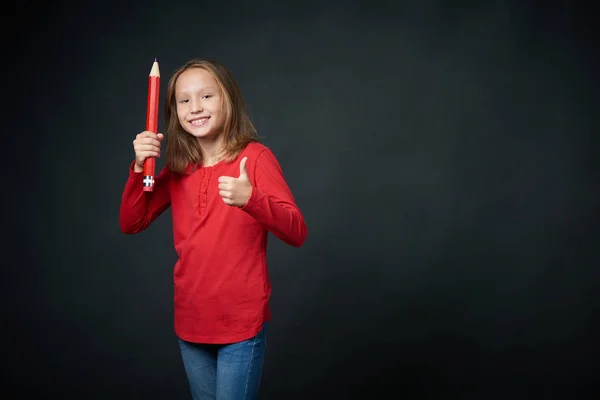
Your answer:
[119,142,307,344]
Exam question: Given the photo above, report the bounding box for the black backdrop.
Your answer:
[5,0,599,398]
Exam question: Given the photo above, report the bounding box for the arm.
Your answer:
[241,148,307,247]
[119,161,171,234]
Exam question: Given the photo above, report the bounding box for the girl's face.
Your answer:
[175,68,227,140]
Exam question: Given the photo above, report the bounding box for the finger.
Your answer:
[137,147,161,155]
[134,139,161,150]
[218,183,230,191]
[139,149,160,156]
[136,136,161,146]
[137,131,158,139]
[135,143,159,150]
[137,151,160,161]
[239,157,248,178]
[219,190,231,199]
[218,176,234,183]
[135,144,161,153]
[142,138,162,147]
[157,133,164,141]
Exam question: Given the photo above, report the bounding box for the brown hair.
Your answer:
[164,59,260,173]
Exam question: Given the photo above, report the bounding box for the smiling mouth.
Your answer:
[190,117,209,126]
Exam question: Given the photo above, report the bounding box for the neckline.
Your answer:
[201,158,228,169]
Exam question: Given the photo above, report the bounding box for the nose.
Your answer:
[190,98,203,113]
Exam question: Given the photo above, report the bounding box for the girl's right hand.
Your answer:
[133,131,164,172]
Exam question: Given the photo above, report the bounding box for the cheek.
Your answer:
[215,112,226,128]
[215,104,227,122]
[176,106,187,122]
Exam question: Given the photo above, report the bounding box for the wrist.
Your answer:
[240,186,253,208]
[133,162,144,173]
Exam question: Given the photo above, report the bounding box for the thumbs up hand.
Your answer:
[218,157,252,207]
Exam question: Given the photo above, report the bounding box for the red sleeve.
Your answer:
[240,148,307,247]
[119,161,171,234]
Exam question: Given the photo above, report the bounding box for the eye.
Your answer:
[180,99,189,103]
[202,95,212,99]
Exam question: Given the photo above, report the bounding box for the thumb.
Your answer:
[239,157,248,178]
[157,133,164,141]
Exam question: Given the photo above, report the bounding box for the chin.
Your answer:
[187,128,219,139]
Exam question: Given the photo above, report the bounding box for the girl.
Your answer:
[119,59,307,400]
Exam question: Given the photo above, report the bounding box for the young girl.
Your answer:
[119,59,307,400]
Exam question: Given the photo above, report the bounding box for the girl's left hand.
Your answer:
[218,157,253,207]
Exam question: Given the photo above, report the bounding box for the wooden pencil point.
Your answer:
[149,60,160,77]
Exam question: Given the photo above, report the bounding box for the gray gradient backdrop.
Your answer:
[6,0,599,398]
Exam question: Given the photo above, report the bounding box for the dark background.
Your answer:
[5,0,599,398]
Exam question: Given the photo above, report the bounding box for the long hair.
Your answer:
[164,59,260,174]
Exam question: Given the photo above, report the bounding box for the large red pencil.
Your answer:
[143,59,160,192]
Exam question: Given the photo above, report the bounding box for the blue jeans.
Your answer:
[178,324,267,400]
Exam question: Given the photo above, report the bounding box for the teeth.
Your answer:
[191,117,208,125]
